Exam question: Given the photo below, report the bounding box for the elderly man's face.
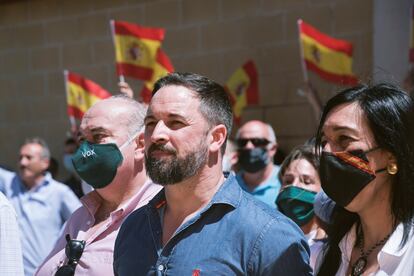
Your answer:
[18,143,49,184]
[144,85,210,185]
[78,100,137,187]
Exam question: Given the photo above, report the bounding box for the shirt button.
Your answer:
[157,264,165,271]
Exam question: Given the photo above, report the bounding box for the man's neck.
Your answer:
[242,163,274,190]
[165,169,224,215]
[22,174,46,190]
[95,169,148,218]
[161,166,225,246]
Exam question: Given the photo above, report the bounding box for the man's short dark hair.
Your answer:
[153,72,233,154]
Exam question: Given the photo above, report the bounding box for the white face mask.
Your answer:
[81,180,94,194]
[222,155,233,172]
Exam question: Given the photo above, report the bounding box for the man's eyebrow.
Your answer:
[168,113,186,120]
[144,114,155,121]
[144,113,187,121]
[89,127,112,135]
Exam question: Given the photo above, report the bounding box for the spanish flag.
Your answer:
[298,19,358,85]
[140,48,174,103]
[110,20,165,81]
[64,70,111,119]
[225,60,259,123]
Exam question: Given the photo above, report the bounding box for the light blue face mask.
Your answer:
[72,130,140,189]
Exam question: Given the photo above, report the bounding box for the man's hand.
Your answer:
[118,81,134,98]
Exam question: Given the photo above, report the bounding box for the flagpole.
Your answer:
[63,70,78,136]
[297,19,309,82]
[109,19,125,83]
[296,20,323,122]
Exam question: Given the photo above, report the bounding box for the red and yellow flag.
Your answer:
[410,5,414,63]
[224,60,259,123]
[111,20,165,81]
[140,48,174,103]
[298,19,358,85]
[64,71,111,119]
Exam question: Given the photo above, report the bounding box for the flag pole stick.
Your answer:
[297,19,309,82]
[64,70,78,136]
[297,20,322,122]
[109,19,125,83]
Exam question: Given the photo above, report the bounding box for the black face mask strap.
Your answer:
[364,146,380,154]
[364,147,387,174]
[375,168,387,174]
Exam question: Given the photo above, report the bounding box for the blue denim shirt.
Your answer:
[114,174,312,276]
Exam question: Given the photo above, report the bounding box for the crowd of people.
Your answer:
[0,71,414,276]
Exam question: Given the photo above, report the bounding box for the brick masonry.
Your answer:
[0,0,373,175]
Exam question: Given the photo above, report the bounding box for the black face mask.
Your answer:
[238,148,270,173]
[319,148,386,207]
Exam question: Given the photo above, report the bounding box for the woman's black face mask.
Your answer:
[318,147,386,207]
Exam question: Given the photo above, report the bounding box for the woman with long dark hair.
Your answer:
[314,83,414,275]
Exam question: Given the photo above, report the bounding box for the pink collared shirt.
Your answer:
[35,180,162,276]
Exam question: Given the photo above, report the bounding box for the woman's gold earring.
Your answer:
[387,163,398,175]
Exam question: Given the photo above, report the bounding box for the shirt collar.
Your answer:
[81,190,102,217]
[82,179,158,220]
[237,166,280,192]
[18,172,52,192]
[339,223,411,275]
[149,173,242,210]
[338,224,357,264]
[378,223,410,274]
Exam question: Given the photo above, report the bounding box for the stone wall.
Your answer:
[0,0,373,175]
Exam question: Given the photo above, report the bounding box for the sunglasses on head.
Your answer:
[236,138,270,148]
[55,234,85,276]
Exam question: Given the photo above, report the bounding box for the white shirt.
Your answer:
[336,223,414,275]
[0,191,24,276]
[306,229,326,270]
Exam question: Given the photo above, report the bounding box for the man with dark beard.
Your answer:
[113,72,312,275]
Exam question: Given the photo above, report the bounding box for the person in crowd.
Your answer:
[222,139,238,174]
[314,83,414,275]
[402,67,414,97]
[36,95,161,276]
[313,190,336,231]
[235,120,282,207]
[0,138,81,276]
[276,143,326,269]
[0,174,24,276]
[118,81,134,99]
[47,157,59,179]
[62,137,84,198]
[113,72,312,275]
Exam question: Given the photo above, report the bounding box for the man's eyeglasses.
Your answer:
[55,234,85,276]
[236,138,270,148]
